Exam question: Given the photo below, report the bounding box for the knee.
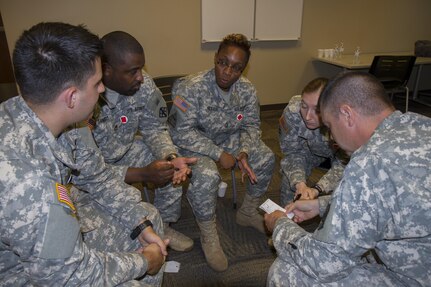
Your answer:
[138,202,163,234]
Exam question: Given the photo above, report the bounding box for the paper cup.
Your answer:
[218,182,227,197]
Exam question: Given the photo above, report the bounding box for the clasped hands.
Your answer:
[219,151,258,184]
[135,222,169,275]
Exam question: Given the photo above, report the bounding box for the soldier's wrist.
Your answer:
[313,184,325,196]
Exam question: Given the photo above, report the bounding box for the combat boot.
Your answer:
[164,223,194,252]
[197,219,228,272]
[236,193,266,233]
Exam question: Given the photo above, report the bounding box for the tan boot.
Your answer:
[164,223,194,252]
[197,219,228,272]
[236,193,266,234]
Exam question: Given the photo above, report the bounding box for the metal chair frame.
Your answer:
[368,55,416,112]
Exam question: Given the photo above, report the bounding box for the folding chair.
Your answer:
[368,55,416,112]
[153,75,187,112]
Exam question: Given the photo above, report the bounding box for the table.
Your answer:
[312,52,431,101]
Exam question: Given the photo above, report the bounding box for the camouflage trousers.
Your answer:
[267,256,403,287]
[81,201,164,286]
[180,138,275,221]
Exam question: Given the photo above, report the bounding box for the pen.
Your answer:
[293,193,301,202]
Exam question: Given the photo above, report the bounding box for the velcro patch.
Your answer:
[55,183,76,213]
[173,95,189,112]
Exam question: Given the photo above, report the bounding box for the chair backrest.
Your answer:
[368,55,416,89]
[153,74,186,112]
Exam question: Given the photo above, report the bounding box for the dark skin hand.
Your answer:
[219,151,257,184]
[126,160,175,187]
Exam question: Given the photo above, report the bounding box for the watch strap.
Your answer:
[130,219,153,240]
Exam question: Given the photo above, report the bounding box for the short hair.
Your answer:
[13,22,102,105]
[101,31,144,67]
[217,33,251,64]
[319,71,394,117]
[302,77,328,95]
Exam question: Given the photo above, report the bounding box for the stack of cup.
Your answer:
[318,48,335,59]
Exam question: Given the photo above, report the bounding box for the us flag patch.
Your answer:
[173,95,189,112]
[279,114,288,132]
[55,183,76,213]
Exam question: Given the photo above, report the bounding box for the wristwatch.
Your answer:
[130,219,153,240]
[313,184,325,197]
[165,153,178,161]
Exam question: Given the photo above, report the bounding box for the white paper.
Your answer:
[164,261,180,273]
[259,199,294,219]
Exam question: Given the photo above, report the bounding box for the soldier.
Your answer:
[169,33,275,271]
[279,77,347,205]
[91,31,197,253]
[0,22,167,286]
[265,71,431,286]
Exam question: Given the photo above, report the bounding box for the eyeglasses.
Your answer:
[216,58,244,73]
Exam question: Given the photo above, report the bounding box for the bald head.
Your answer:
[319,71,394,118]
[101,31,144,66]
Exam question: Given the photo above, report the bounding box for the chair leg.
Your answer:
[405,86,409,113]
[231,168,237,209]
[143,186,150,202]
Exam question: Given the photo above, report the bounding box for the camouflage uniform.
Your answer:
[0,96,164,286]
[279,95,346,205]
[169,69,275,221]
[92,72,182,223]
[268,111,431,286]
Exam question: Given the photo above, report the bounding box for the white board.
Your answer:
[201,0,254,43]
[255,0,303,41]
[201,0,303,42]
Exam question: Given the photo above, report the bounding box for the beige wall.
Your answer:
[1,0,431,105]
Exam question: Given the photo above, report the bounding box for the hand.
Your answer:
[264,210,286,233]
[285,199,320,223]
[143,160,175,186]
[236,152,257,184]
[219,152,236,169]
[137,225,169,256]
[138,243,167,275]
[295,182,318,200]
[170,157,198,184]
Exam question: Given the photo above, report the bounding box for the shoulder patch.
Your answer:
[173,95,189,112]
[55,183,76,213]
[279,114,289,132]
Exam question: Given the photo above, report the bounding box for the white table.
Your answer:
[312,52,431,101]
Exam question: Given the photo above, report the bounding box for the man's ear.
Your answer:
[103,62,112,77]
[339,104,354,127]
[63,87,78,109]
[214,52,218,64]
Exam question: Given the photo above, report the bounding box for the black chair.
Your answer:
[153,74,186,112]
[368,55,416,112]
